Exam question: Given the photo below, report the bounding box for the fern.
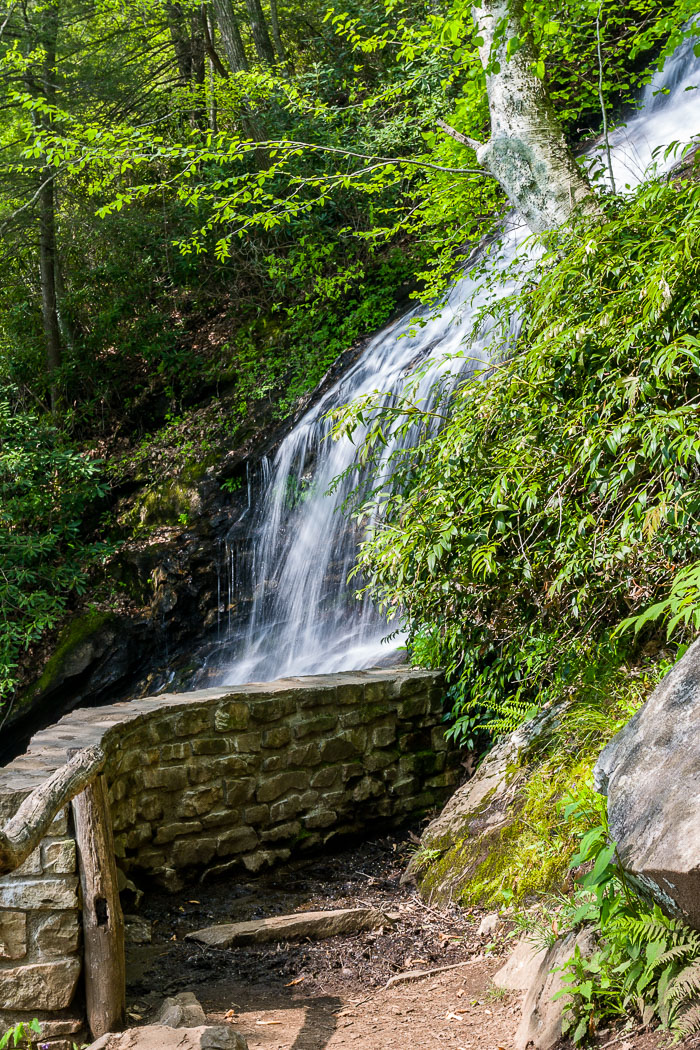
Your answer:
[667,961,700,1003]
[674,1001,700,1039]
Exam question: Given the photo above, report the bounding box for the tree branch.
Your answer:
[0,746,106,875]
[436,119,483,152]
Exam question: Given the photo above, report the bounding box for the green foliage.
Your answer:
[0,1019,40,1049]
[0,391,108,702]
[336,174,700,740]
[551,786,700,1043]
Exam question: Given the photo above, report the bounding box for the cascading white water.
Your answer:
[219,31,700,686]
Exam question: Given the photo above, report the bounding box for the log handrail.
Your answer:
[0,745,106,876]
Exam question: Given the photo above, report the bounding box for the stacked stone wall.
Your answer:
[0,667,456,1045]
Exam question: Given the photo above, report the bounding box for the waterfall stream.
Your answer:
[217,34,700,686]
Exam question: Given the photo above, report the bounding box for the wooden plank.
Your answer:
[0,746,105,875]
[72,773,125,1039]
[186,906,393,948]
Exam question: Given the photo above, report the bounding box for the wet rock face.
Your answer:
[595,636,700,927]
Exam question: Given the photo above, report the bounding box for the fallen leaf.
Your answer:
[285,976,305,986]
[255,1020,282,1026]
[188,900,201,905]
[446,1012,464,1022]
[224,1010,238,1021]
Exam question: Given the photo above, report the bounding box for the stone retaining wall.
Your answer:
[0,668,456,1044]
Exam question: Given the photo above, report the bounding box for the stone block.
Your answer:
[13,847,42,876]
[171,836,218,868]
[269,795,304,823]
[370,723,397,748]
[243,804,270,826]
[260,821,301,843]
[310,767,342,789]
[0,878,78,912]
[109,779,127,803]
[293,713,337,740]
[285,742,323,768]
[338,703,387,728]
[319,735,359,764]
[232,731,262,754]
[352,777,383,803]
[0,910,27,959]
[398,695,430,719]
[398,730,432,753]
[389,776,420,798]
[426,771,458,789]
[364,750,397,773]
[34,911,81,956]
[138,794,164,822]
[191,737,230,756]
[261,755,286,773]
[242,849,290,873]
[251,696,296,723]
[154,820,203,845]
[262,727,291,749]
[160,742,191,762]
[214,701,251,732]
[223,778,256,806]
[216,827,259,856]
[126,823,152,850]
[177,786,223,819]
[256,771,310,804]
[112,800,138,832]
[200,808,239,829]
[142,765,189,791]
[340,762,364,784]
[0,959,81,1011]
[430,725,448,751]
[303,809,337,830]
[41,839,76,876]
[173,708,212,737]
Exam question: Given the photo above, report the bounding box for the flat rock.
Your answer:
[186,906,390,947]
[514,926,595,1050]
[155,992,206,1028]
[595,635,700,927]
[87,1025,246,1050]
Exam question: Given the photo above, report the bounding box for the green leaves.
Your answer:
[0,391,108,703]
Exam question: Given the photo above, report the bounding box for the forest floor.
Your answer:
[124,832,698,1050]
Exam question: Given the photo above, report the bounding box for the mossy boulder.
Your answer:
[405,703,567,906]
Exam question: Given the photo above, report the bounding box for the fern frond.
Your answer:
[668,961,700,1003]
[654,943,700,969]
[673,1001,700,1039]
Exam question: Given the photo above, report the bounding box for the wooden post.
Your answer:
[72,774,126,1039]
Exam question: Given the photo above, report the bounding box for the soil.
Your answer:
[123,831,700,1050]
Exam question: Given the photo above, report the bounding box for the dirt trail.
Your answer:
[123,832,692,1050]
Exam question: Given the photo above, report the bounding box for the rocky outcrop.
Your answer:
[404,703,566,904]
[88,1025,247,1050]
[595,635,700,927]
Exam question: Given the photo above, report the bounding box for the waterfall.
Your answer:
[218,32,700,686]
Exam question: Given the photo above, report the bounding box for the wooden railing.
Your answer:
[0,746,125,1039]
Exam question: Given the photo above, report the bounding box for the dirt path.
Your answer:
[123,831,691,1050]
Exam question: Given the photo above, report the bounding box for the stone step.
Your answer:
[185,906,394,947]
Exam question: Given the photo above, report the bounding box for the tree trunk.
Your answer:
[211,0,249,72]
[268,0,290,70]
[245,0,275,65]
[72,774,126,1040]
[473,0,602,233]
[37,166,62,413]
[32,0,62,411]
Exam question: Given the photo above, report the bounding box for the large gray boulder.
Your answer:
[595,636,700,926]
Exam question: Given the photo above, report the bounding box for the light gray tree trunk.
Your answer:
[473,0,602,233]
